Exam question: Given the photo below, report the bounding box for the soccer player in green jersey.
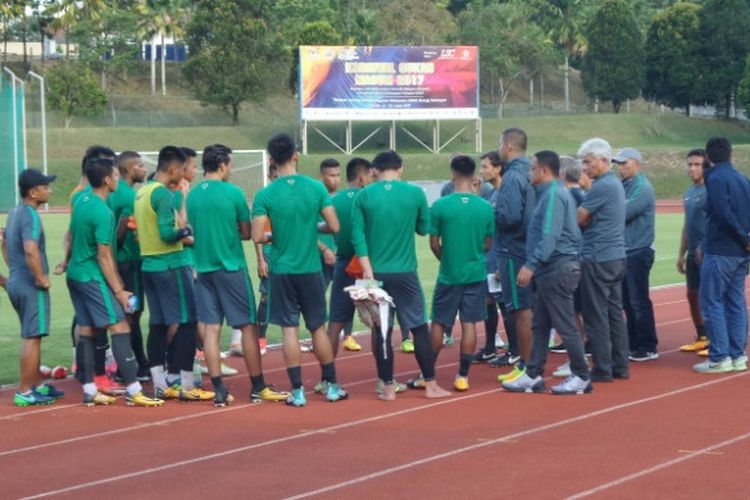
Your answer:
[254,162,279,356]
[187,144,288,406]
[135,146,204,401]
[252,133,346,407]
[108,151,149,380]
[352,150,451,401]
[65,158,163,407]
[429,155,495,392]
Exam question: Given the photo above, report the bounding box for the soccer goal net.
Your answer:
[137,149,268,203]
[0,68,27,211]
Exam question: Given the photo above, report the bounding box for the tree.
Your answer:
[1,1,25,62]
[46,61,108,128]
[182,0,285,125]
[458,0,555,117]
[643,2,702,114]
[581,0,645,113]
[136,0,190,95]
[695,0,750,118]
[288,20,343,95]
[736,53,750,115]
[378,0,456,45]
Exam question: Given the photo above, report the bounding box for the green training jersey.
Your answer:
[331,187,359,259]
[430,192,494,285]
[107,179,139,262]
[172,189,194,266]
[252,174,331,274]
[67,191,115,282]
[352,179,430,273]
[187,179,251,273]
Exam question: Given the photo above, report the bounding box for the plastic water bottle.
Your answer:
[193,357,202,387]
[105,348,118,378]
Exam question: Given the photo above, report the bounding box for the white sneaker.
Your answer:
[732,355,748,372]
[693,357,732,374]
[551,375,593,395]
[553,361,571,378]
[199,362,239,376]
[501,373,545,393]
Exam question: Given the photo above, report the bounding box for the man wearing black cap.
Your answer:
[3,169,65,406]
[613,148,658,361]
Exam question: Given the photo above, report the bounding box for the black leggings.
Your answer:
[372,323,436,382]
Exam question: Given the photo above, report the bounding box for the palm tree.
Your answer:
[1,1,25,62]
[136,0,189,95]
[48,0,108,58]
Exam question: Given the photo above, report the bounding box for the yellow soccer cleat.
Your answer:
[83,391,116,407]
[251,385,290,403]
[680,337,709,352]
[342,335,362,352]
[179,387,216,401]
[697,348,709,357]
[400,339,415,353]
[126,392,164,407]
[454,375,469,392]
[497,365,526,384]
[161,385,182,399]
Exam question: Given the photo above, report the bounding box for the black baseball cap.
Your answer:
[19,168,57,192]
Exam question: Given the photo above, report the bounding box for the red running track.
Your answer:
[1,283,749,499]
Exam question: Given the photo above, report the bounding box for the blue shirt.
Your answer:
[580,171,626,262]
[495,156,536,259]
[622,172,655,251]
[683,183,707,252]
[703,162,750,257]
[525,180,581,276]
[5,204,48,285]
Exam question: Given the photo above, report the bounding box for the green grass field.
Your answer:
[0,212,684,386]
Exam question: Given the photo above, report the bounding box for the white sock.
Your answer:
[180,370,194,391]
[83,382,98,396]
[150,365,167,389]
[231,329,242,345]
[126,381,142,396]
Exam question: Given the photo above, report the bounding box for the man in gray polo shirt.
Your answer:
[614,148,658,361]
[577,138,630,382]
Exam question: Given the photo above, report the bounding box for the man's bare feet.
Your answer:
[425,381,452,399]
[379,384,396,401]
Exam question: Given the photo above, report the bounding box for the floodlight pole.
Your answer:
[28,72,47,176]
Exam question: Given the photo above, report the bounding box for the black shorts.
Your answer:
[196,269,256,328]
[686,255,701,291]
[431,281,486,326]
[268,272,327,330]
[374,272,427,332]
[67,278,125,328]
[329,258,355,323]
[117,260,143,312]
[7,279,50,338]
[498,254,534,312]
[142,266,196,326]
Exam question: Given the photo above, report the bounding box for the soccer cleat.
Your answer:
[34,383,65,399]
[200,362,239,376]
[300,342,314,353]
[375,379,407,394]
[95,375,126,396]
[473,350,497,363]
[400,339,415,353]
[550,342,567,354]
[680,337,709,352]
[489,353,520,367]
[259,337,268,356]
[285,387,307,407]
[551,375,593,395]
[629,350,659,362]
[733,356,748,372]
[313,380,329,394]
[454,375,469,392]
[14,390,54,407]
[126,391,164,407]
[228,342,243,357]
[553,361,571,378]
[442,334,454,347]
[497,365,526,384]
[697,348,709,357]
[693,358,733,374]
[83,391,116,406]
[136,367,151,382]
[160,385,181,399]
[251,385,290,403]
[179,387,216,401]
[325,383,349,402]
[213,390,235,408]
[195,349,206,362]
[406,376,426,389]
[342,335,362,352]
[502,373,546,393]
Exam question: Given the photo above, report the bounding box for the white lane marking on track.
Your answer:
[565,430,750,499]
[283,372,749,500]
[19,372,748,500]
